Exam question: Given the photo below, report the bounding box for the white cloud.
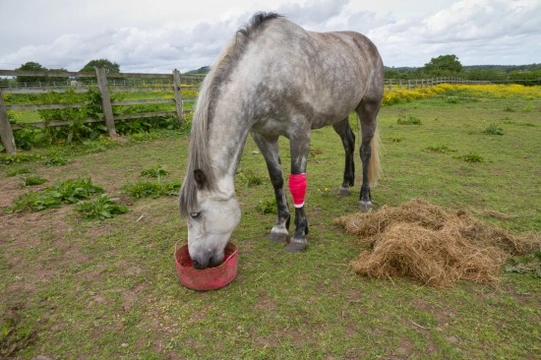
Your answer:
[0,0,540,72]
[367,0,541,66]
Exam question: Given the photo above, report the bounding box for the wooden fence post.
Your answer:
[0,90,16,154]
[95,67,117,137]
[173,69,184,126]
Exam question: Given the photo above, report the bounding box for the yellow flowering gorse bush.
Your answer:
[383,83,541,106]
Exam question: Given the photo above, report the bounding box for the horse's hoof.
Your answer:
[269,228,288,242]
[359,200,372,212]
[286,238,308,252]
[337,187,351,196]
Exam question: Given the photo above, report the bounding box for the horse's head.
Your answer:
[180,169,241,269]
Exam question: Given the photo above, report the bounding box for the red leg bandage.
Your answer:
[288,173,307,208]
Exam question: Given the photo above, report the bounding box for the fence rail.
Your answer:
[0,68,193,153]
[0,69,205,89]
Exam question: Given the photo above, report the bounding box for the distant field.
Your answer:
[1,85,540,359]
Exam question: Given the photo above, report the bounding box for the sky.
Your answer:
[0,0,540,74]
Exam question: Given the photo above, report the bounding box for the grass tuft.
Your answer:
[455,152,484,163]
[483,124,504,135]
[397,114,422,125]
[424,145,457,153]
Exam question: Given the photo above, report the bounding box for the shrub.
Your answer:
[12,126,48,150]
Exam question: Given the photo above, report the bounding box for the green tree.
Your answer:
[79,59,120,74]
[464,68,505,82]
[48,68,70,85]
[508,69,541,85]
[423,54,463,77]
[16,61,48,85]
[79,59,121,84]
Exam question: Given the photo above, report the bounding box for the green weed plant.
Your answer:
[75,194,129,220]
[140,165,169,178]
[19,175,46,186]
[7,177,103,213]
[237,168,265,188]
[121,180,180,199]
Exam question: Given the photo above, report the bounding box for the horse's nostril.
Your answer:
[192,259,203,269]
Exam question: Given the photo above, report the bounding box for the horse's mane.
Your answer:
[179,12,284,217]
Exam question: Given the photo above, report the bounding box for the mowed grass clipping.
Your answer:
[0,84,540,359]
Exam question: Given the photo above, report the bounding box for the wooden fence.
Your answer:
[384,77,491,90]
[0,68,196,153]
[0,72,521,154]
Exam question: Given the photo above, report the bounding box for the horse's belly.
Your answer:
[251,118,291,136]
[309,99,358,129]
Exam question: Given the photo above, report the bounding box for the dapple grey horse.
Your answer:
[179,12,383,269]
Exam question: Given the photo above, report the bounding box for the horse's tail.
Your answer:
[367,126,381,187]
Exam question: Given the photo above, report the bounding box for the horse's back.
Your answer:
[227,16,383,134]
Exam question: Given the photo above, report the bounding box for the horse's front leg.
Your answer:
[287,173,309,252]
[251,133,290,242]
[286,129,311,252]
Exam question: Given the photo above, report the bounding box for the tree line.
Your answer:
[3,55,540,87]
[0,59,121,86]
[386,54,541,85]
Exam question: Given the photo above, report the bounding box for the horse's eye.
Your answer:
[190,212,201,219]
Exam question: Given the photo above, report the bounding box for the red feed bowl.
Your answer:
[174,241,238,291]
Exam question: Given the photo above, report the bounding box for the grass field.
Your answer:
[1,86,540,359]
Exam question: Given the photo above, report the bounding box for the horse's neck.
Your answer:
[208,111,251,191]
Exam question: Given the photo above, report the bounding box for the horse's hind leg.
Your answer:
[333,117,355,196]
[251,133,290,242]
[356,98,381,212]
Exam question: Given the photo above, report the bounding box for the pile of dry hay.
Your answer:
[334,199,540,287]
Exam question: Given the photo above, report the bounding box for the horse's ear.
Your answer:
[193,169,208,189]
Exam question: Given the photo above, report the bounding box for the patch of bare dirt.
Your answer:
[0,176,25,210]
